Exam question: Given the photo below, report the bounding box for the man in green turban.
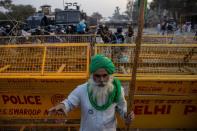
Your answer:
[90,54,115,75]
[49,54,134,131]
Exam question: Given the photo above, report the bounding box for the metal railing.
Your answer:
[0,34,96,45]
[0,35,196,45]
[95,44,197,76]
[0,43,197,76]
[0,43,90,76]
[141,35,197,44]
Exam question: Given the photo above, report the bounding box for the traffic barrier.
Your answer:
[0,35,196,45]
[0,34,96,44]
[142,35,197,44]
[0,43,197,129]
[95,44,197,76]
[0,43,90,76]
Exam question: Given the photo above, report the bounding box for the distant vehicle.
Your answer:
[55,9,81,25]
[55,3,86,28]
[25,2,97,34]
[26,13,49,29]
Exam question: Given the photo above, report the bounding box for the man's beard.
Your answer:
[88,75,114,106]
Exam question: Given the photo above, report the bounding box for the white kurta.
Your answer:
[61,83,127,131]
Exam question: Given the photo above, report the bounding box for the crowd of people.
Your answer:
[156,20,177,35]
[97,24,134,44]
[0,19,90,37]
[1,20,196,43]
[0,21,135,44]
[156,20,196,36]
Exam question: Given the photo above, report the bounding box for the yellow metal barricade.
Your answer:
[0,43,197,129]
[0,43,90,130]
[95,44,197,76]
[95,43,197,128]
[0,43,90,77]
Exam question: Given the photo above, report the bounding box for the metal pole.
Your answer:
[126,0,145,130]
[63,0,64,9]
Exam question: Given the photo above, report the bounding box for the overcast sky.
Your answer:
[13,0,152,17]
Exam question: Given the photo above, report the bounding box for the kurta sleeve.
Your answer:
[115,87,127,120]
[61,85,82,113]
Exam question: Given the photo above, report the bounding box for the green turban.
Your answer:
[90,54,115,74]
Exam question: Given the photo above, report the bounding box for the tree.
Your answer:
[150,0,197,21]
[0,1,36,21]
[112,6,121,19]
[0,0,12,9]
[0,12,7,19]
[0,0,36,21]
[125,0,134,21]
[91,12,103,21]
[8,4,36,21]
[132,0,139,23]
[0,0,12,20]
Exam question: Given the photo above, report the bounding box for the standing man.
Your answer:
[161,21,167,35]
[48,54,134,131]
[76,19,86,34]
[156,23,161,35]
[126,24,134,43]
[194,30,197,41]
[112,27,125,43]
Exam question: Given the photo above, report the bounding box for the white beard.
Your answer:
[88,75,114,106]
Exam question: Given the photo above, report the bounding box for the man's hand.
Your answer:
[46,103,67,123]
[48,103,67,116]
[124,111,135,125]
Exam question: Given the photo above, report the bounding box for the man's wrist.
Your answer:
[60,103,65,106]
[123,112,128,119]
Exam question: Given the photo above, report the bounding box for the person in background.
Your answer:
[76,19,86,34]
[100,25,113,43]
[194,29,197,41]
[161,21,167,35]
[112,27,125,43]
[0,27,6,36]
[157,23,161,35]
[126,24,134,43]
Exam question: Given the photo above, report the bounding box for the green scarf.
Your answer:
[87,77,121,111]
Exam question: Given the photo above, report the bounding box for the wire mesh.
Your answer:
[0,35,96,44]
[95,44,197,75]
[0,44,89,75]
[1,35,196,45]
[0,46,43,73]
[141,35,197,44]
[44,45,88,73]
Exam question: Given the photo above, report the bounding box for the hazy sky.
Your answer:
[12,0,129,17]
